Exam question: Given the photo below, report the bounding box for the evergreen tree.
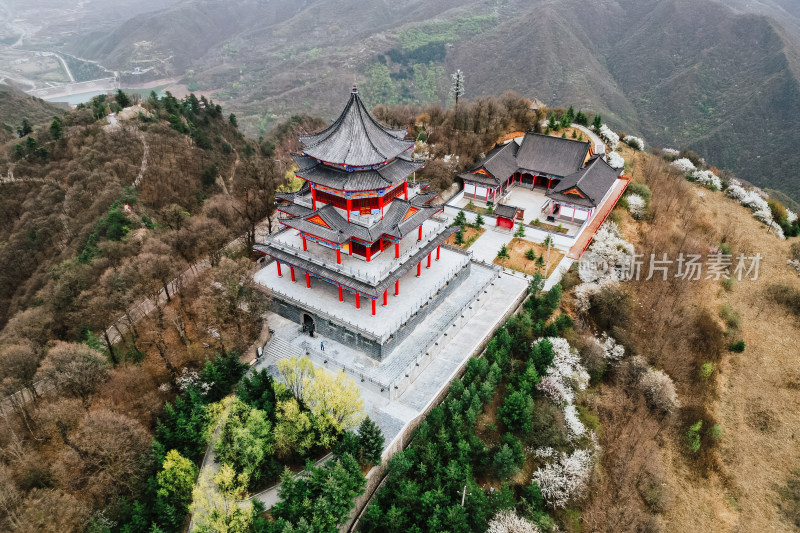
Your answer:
[454,229,465,246]
[514,222,526,238]
[592,114,602,131]
[229,113,238,128]
[17,118,32,138]
[453,210,467,228]
[566,106,575,123]
[357,417,385,466]
[525,248,536,261]
[497,244,510,260]
[474,212,485,228]
[49,116,63,140]
[116,89,131,108]
[493,444,520,480]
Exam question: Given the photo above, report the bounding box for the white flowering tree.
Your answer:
[690,169,722,189]
[726,179,785,238]
[626,193,646,219]
[487,509,541,533]
[534,338,589,441]
[670,158,695,175]
[623,135,645,151]
[531,448,594,508]
[607,151,624,169]
[598,124,619,150]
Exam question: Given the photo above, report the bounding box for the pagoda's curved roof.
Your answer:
[278,200,442,245]
[299,87,414,167]
[292,153,422,192]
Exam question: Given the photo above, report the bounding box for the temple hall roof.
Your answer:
[300,86,414,167]
[546,156,621,208]
[515,133,591,178]
[292,153,422,192]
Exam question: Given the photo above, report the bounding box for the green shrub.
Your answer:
[627,182,651,202]
[497,244,510,260]
[719,304,739,330]
[525,248,537,261]
[729,340,745,353]
[686,420,703,453]
[699,362,714,380]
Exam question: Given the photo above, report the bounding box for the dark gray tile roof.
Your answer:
[516,133,591,178]
[299,87,414,167]
[278,200,443,244]
[476,142,519,183]
[292,153,422,192]
[493,203,520,219]
[410,193,436,206]
[459,142,519,187]
[253,226,458,298]
[546,156,621,208]
[459,171,500,187]
[277,204,314,217]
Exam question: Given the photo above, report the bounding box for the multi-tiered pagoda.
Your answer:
[254,86,467,361]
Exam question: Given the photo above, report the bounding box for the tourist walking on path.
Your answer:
[320,341,325,352]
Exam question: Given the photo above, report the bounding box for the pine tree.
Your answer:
[474,212,485,228]
[115,89,131,108]
[497,244,510,260]
[525,248,536,261]
[357,417,385,466]
[514,222,526,238]
[593,114,602,131]
[49,116,63,140]
[229,113,238,128]
[17,118,32,138]
[454,229,465,246]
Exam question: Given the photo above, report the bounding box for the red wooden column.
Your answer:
[378,196,384,219]
[547,177,552,189]
[338,286,343,302]
[366,247,372,262]
[371,299,376,316]
[383,290,388,306]
[290,266,295,282]
[427,252,431,268]
[395,242,400,258]
[436,245,440,261]
[305,272,311,288]
[347,198,352,222]
[418,225,423,241]
[301,234,307,251]
[417,261,421,277]
[403,181,408,200]
[379,239,384,252]
[355,293,361,309]
[336,248,341,264]
[395,279,400,296]
[311,188,317,210]
[348,240,352,255]
[276,261,282,276]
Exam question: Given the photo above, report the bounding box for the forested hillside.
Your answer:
[63,0,800,203]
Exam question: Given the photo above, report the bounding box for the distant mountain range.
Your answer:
[33,0,800,201]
